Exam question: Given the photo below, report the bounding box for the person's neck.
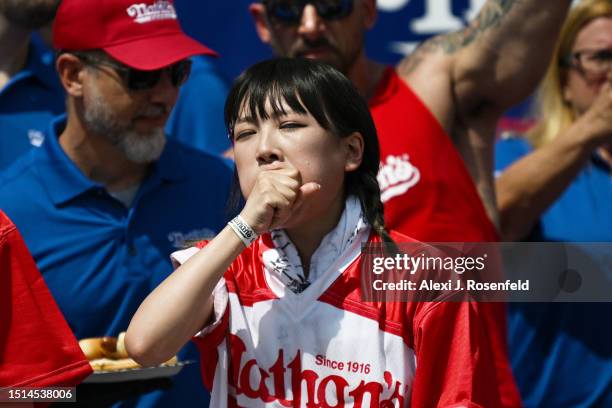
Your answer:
[59,112,149,192]
[285,193,345,277]
[345,53,386,101]
[0,17,31,89]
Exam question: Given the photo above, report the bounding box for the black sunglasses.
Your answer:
[263,0,354,25]
[75,53,192,91]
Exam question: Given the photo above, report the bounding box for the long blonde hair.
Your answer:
[529,0,612,147]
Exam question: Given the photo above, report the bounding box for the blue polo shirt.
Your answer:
[495,136,612,407]
[166,56,231,156]
[0,116,233,407]
[0,35,65,172]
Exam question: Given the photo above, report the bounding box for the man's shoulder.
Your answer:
[0,152,40,193]
[0,154,47,225]
[395,36,456,86]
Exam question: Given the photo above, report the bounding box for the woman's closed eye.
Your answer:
[279,121,306,131]
[234,129,256,141]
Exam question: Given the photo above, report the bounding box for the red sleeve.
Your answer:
[410,301,522,408]
[0,211,92,387]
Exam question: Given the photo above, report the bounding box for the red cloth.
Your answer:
[0,210,92,387]
[370,69,520,406]
[370,67,499,242]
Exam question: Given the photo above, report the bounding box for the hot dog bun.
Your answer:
[99,332,129,359]
[89,358,141,371]
[78,338,106,360]
[89,355,178,372]
[79,332,129,360]
[79,332,177,371]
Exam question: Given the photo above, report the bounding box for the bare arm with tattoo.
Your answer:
[401,1,571,120]
[396,0,571,225]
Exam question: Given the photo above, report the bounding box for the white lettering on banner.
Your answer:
[464,0,486,22]
[228,334,407,406]
[378,0,412,12]
[380,0,487,56]
[126,0,176,24]
[377,155,420,203]
[412,0,462,32]
[379,0,487,29]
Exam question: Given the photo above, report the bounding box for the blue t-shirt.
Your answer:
[0,36,65,172]
[0,116,233,407]
[166,56,231,156]
[495,136,612,407]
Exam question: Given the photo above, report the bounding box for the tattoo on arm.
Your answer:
[400,0,520,74]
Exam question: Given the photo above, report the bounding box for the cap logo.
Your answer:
[126,0,177,24]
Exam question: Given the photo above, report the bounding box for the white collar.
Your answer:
[264,196,368,294]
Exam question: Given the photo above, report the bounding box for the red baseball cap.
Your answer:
[53,0,217,70]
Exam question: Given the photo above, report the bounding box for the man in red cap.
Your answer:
[0,0,233,406]
[51,0,217,168]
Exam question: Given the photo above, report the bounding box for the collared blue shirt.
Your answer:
[0,35,65,172]
[0,116,233,407]
[166,56,231,156]
[495,136,612,408]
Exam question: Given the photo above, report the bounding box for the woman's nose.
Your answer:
[255,131,283,165]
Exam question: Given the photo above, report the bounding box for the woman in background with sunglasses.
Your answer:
[127,57,521,407]
[495,0,612,406]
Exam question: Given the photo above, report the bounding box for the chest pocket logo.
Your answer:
[28,130,45,147]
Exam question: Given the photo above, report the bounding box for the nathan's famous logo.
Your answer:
[377,154,420,203]
[228,335,407,407]
[126,1,177,24]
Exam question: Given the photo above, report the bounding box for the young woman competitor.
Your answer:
[126,58,520,407]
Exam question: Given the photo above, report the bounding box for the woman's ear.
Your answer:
[344,132,365,172]
[55,53,86,97]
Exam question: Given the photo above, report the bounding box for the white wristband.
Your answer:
[228,215,258,247]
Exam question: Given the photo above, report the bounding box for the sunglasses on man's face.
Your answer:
[76,53,192,91]
[263,0,354,25]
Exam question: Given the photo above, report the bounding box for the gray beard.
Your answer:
[83,85,167,164]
